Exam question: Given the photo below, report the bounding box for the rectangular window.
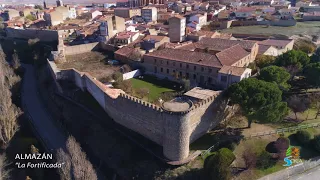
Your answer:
[167,69,169,74]
[154,59,157,63]
[201,67,204,72]
[180,63,182,68]
[186,64,189,69]
[194,66,196,70]
[193,74,196,80]
[221,76,227,82]
[161,68,163,72]
[209,69,212,73]
[186,73,189,79]
[173,62,175,66]
[179,71,182,77]
[161,60,163,64]
[208,77,212,84]
[167,61,169,65]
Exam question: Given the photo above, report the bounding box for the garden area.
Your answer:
[111,73,185,103]
[57,51,121,81]
[129,75,182,102]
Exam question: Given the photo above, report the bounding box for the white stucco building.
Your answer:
[141,7,157,23]
[218,66,252,89]
[189,13,207,27]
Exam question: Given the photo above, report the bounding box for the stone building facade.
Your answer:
[114,8,141,18]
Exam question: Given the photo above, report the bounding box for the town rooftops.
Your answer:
[198,37,256,51]
[115,31,138,39]
[189,30,218,37]
[235,7,256,13]
[216,45,251,66]
[258,39,293,47]
[218,65,248,76]
[258,44,273,55]
[115,46,137,57]
[143,35,167,42]
[145,48,223,68]
[170,14,185,19]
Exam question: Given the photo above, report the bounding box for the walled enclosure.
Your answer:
[6,28,59,42]
[48,60,227,161]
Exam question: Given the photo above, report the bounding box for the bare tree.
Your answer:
[11,52,20,70]
[287,95,310,120]
[0,82,21,148]
[309,93,320,119]
[0,154,10,180]
[62,136,97,180]
[0,55,21,148]
[56,149,72,180]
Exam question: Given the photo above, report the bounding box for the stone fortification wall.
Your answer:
[64,42,100,56]
[6,28,59,42]
[47,60,224,161]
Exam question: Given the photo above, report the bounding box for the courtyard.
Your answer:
[128,75,182,103]
[56,51,121,81]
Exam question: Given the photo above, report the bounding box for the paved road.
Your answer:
[289,166,320,180]
[21,64,106,180]
[258,157,320,180]
[21,64,67,152]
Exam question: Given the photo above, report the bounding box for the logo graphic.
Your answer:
[283,146,302,167]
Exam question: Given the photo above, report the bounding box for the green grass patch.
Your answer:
[255,162,286,177]
[129,75,181,102]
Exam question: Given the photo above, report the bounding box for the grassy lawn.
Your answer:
[220,22,320,37]
[129,75,181,103]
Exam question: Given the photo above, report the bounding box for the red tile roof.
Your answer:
[219,65,248,76]
[216,45,250,66]
[199,37,256,51]
[145,49,223,68]
[258,39,293,47]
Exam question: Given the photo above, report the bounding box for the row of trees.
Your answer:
[57,136,97,180]
[0,46,22,179]
[228,48,320,127]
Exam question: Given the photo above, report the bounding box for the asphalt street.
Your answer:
[289,166,320,180]
[21,64,67,151]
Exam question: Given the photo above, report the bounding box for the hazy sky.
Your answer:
[0,0,118,4]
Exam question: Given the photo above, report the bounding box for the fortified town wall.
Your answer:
[6,28,59,42]
[48,60,225,161]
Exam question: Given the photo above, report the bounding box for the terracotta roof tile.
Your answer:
[219,65,248,76]
[144,49,222,68]
[143,35,167,42]
[199,37,256,51]
[258,39,293,47]
[216,45,250,66]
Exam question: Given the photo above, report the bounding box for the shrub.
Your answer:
[203,148,235,180]
[112,72,123,82]
[256,150,275,169]
[296,130,312,145]
[313,135,320,152]
[136,87,149,99]
[275,137,290,159]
